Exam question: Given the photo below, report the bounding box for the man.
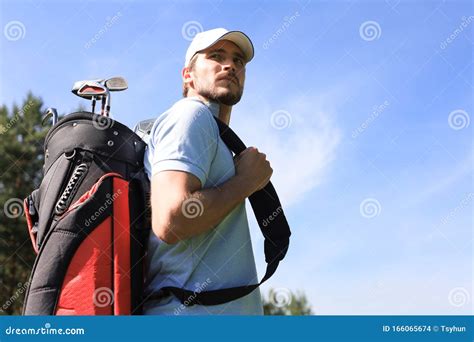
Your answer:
[143,28,272,315]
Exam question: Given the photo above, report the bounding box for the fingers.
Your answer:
[244,147,267,159]
[241,147,255,154]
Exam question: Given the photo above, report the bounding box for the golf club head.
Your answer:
[42,107,58,126]
[71,78,104,95]
[76,81,108,100]
[104,76,128,91]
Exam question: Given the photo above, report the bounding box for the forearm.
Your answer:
[169,175,250,242]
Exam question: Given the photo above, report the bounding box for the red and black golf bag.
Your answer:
[22,112,150,315]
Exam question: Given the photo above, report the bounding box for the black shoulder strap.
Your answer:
[159,117,291,306]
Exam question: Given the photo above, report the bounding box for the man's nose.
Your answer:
[222,59,236,72]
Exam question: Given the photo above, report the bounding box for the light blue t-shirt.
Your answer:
[143,97,263,315]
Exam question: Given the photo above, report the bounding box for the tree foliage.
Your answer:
[0,93,47,315]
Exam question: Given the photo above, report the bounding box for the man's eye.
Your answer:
[234,58,244,66]
[210,54,221,60]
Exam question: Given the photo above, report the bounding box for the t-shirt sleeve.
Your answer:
[150,100,218,187]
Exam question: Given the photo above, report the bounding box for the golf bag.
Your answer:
[22,112,150,315]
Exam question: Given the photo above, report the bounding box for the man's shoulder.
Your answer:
[170,98,213,119]
[158,97,217,131]
[150,98,218,142]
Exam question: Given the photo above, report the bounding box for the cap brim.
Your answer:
[211,31,254,63]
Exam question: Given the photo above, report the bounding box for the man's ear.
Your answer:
[182,67,192,84]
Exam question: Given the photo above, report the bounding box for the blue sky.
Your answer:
[1,0,472,314]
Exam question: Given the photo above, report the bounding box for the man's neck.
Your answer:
[190,93,232,125]
[218,104,231,125]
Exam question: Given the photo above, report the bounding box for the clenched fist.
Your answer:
[233,147,273,196]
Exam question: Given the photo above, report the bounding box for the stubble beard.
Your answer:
[197,81,244,106]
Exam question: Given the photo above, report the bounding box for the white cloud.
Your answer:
[233,93,341,208]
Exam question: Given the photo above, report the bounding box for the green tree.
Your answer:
[263,288,313,315]
[0,93,48,315]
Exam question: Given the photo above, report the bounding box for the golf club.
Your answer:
[71,76,128,116]
[81,82,107,116]
[72,79,104,114]
[72,80,108,114]
[42,107,58,126]
[103,76,128,116]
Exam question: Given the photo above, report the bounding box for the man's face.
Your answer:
[185,40,246,106]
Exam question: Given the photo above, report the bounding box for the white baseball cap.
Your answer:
[184,28,254,67]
